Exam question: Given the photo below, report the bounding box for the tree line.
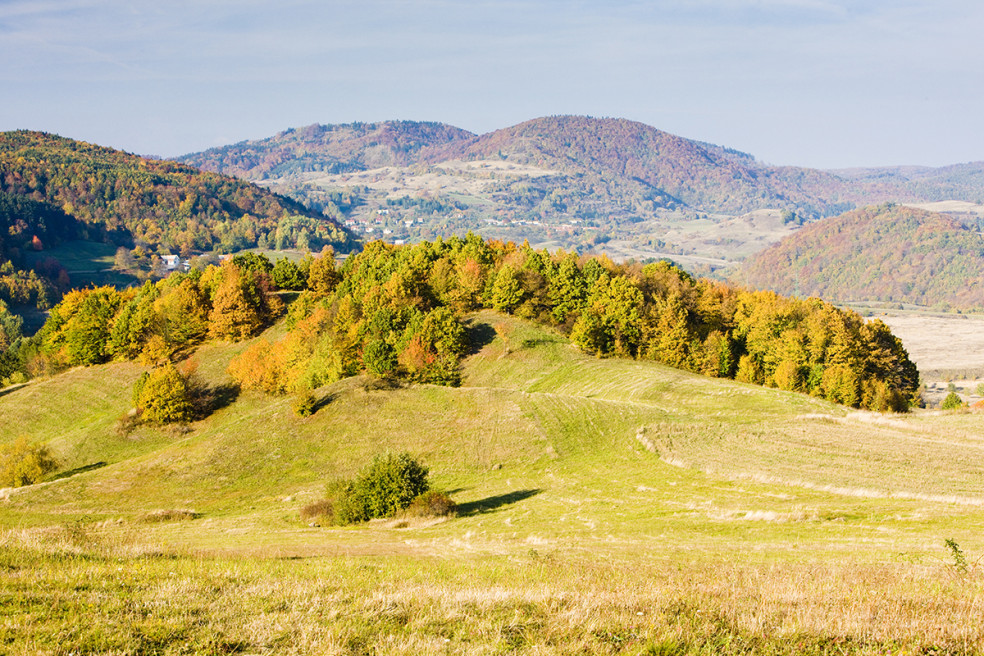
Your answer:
[0,235,920,413]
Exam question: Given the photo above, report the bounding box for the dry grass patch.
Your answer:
[136,509,199,523]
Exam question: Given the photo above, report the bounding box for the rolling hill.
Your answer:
[737,203,984,309]
[3,310,984,653]
[179,115,984,265]
[0,131,352,254]
[0,130,353,316]
[180,116,891,219]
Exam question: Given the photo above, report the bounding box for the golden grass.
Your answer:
[3,526,984,655]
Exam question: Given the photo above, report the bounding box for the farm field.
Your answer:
[879,312,984,406]
[2,311,984,654]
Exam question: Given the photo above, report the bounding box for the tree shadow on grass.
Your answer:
[0,383,29,399]
[455,489,541,517]
[312,392,337,413]
[47,461,107,482]
[202,383,240,416]
[464,319,497,355]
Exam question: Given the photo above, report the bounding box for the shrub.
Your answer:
[334,452,430,524]
[941,391,964,410]
[0,437,58,488]
[137,509,198,523]
[292,389,317,417]
[135,364,193,424]
[404,490,457,518]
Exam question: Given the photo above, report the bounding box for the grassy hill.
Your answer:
[3,310,984,653]
[737,203,984,310]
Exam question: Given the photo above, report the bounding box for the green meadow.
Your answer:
[2,311,983,654]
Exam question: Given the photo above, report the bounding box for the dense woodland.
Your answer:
[0,130,352,258]
[0,130,354,320]
[1,236,919,413]
[739,203,984,310]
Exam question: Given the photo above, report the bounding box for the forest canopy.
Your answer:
[1,236,920,413]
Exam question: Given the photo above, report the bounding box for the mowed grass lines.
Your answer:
[0,361,161,472]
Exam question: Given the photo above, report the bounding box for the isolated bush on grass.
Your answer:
[299,499,334,525]
[332,452,430,524]
[137,509,198,523]
[0,436,57,487]
[941,391,964,410]
[292,388,317,417]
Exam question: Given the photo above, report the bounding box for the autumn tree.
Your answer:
[208,262,277,341]
[134,364,193,424]
[307,246,340,297]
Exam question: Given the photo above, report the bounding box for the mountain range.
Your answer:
[178,116,984,220]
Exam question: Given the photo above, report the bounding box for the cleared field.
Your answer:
[2,311,984,654]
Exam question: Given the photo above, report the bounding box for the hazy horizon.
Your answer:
[2,0,981,169]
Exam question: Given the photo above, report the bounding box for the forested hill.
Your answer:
[833,162,984,203]
[736,203,984,310]
[0,130,352,258]
[426,116,870,216]
[177,116,921,219]
[178,121,477,180]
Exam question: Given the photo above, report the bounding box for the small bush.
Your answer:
[941,391,964,410]
[115,410,141,437]
[292,389,317,417]
[945,538,969,574]
[334,452,430,524]
[0,436,58,488]
[404,490,457,518]
[137,509,198,523]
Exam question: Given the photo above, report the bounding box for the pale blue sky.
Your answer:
[1,0,981,168]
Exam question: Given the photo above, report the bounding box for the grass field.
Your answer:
[25,240,140,290]
[2,311,984,654]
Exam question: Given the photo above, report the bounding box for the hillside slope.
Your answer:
[179,120,476,180]
[0,130,352,256]
[3,310,982,538]
[429,116,867,216]
[5,310,984,654]
[737,203,984,309]
[180,116,886,218]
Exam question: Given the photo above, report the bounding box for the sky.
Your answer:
[1,0,981,169]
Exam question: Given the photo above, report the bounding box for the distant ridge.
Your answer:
[179,121,476,180]
[178,115,913,218]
